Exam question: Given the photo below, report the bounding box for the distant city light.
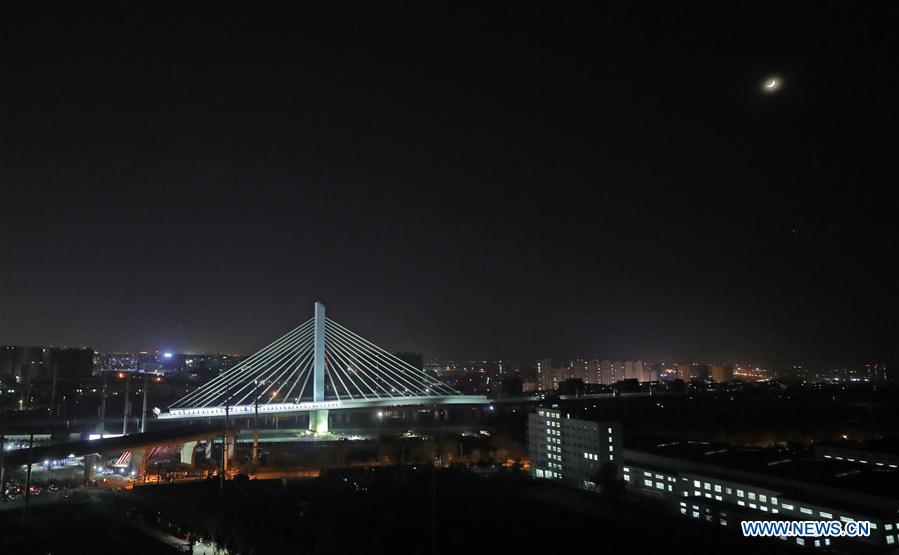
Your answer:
[163,352,173,359]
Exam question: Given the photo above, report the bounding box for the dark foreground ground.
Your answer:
[1,467,813,554]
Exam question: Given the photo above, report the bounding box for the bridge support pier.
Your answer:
[83,454,97,484]
[205,436,215,460]
[130,448,149,476]
[308,409,329,434]
[224,435,234,470]
[181,441,198,466]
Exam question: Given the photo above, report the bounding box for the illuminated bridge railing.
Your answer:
[158,395,489,420]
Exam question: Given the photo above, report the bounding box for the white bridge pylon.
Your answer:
[158,302,487,430]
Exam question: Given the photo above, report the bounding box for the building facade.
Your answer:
[622,445,899,550]
[528,408,622,490]
[537,359,553,391]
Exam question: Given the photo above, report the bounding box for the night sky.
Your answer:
[2,5,896,368]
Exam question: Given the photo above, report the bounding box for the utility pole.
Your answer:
[140,373,150,433]
[22,433,33,527]
[221,379,230,497]
[431,462,438,555]
[23,374,31,411]
[99,376,107,438]
[252,379,260,471]
[49,363,58,419]
[0,409,6,497]
[122,374,130,435]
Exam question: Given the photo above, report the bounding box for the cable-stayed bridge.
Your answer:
[156,302,488,432]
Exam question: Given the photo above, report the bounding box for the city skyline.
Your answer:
[0,312,893,371]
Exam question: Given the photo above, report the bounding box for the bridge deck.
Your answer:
[1,424,227,467]
[159,394,490,420]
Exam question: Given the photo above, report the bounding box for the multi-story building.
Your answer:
[568,358,588,382]
[529,407,899,551]
[864,363,889,382]
[537,359,553,391]
[599,360,623,384]
[587,359,601,384]
[623,360,636,381]
[676,362,694,381]
[528,408,622,491]
[622,441,899,551]
[1,346,94,381]
[644,362,663,382]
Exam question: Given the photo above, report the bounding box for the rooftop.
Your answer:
[625,440,899,517]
